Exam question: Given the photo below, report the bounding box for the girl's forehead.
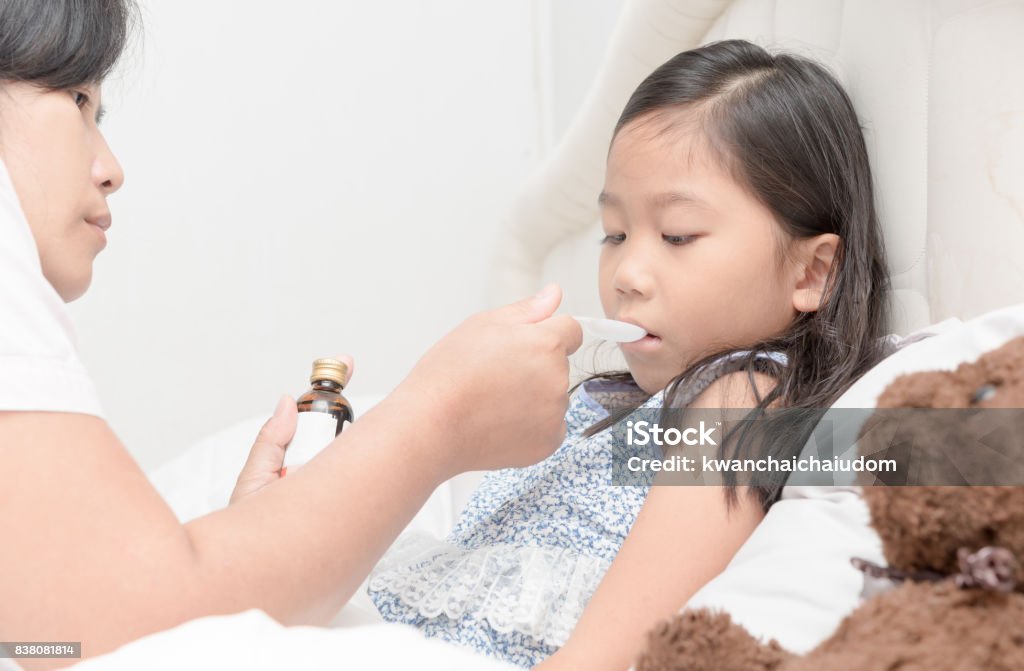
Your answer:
[607,125,728,196]
[611,113,720,170]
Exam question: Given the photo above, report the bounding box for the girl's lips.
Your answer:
[620,333,662,353]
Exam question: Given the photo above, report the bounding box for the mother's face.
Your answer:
[0,81,124,302]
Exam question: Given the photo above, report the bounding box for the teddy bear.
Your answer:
[636,335,1024,671]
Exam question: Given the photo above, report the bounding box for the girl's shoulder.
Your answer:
[665,349,788,409]
[574,349,787,414]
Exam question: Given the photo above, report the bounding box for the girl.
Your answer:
[368,39,892,670]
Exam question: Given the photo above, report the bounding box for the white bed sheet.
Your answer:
[66,609,516,671]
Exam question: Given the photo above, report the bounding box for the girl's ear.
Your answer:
[791,233,840,313]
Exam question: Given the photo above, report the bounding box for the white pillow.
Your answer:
[683,302,1024,654]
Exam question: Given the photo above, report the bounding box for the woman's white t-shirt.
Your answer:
[0,158,104,417]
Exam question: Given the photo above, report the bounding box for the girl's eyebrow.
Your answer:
[598,190,709,209]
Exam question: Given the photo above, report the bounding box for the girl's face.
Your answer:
[599,118,803,395]
[0,81,124,302]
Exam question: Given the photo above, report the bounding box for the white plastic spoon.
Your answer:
[574,317,647,343]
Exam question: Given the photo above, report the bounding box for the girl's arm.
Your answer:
[536,370,776,671]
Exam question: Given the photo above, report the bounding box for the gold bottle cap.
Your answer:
[310,358,349,387]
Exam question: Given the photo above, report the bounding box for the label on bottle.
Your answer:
[283,411,339,472]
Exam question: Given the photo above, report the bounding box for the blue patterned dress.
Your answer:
[368,352,786,668]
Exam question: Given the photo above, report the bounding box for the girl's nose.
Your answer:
[613,246,654,298]
[92,134,125,195]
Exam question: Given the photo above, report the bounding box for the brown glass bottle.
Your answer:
[282,358,354,474]
[297,358,354,435]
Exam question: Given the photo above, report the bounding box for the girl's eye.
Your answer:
[663,234,696,246]
[73,91,90,109]
[600,233,626,245]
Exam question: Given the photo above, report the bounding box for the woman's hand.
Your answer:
[229,354,354,505]
[385,284,582,477]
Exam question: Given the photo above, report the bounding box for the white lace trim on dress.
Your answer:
[368,531,610,646]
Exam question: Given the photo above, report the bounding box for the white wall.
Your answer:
[69,0,625,471]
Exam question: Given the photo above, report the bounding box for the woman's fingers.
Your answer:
[229,394,298,504]
[332,353,355,384]
[388,286,583,476]
[230,353,352,505]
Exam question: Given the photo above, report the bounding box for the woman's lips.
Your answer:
[85,219,108,248]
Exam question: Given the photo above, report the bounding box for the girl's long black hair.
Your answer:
[581,39,892,512]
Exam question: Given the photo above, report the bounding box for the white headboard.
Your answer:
[487,0,1024,340]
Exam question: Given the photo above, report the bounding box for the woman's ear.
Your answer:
[791,233,840,313]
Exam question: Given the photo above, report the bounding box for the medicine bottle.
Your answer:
[281,358,354,475]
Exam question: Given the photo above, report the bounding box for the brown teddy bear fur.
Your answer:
[636,335,1024,671]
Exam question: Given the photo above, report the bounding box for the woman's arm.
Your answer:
[0,288,582,670]
[0,398,444,666]
[536,371,775,671]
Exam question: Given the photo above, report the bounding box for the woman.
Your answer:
[0,1,580,667]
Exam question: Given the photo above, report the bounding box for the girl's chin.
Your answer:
[622,363,670,396]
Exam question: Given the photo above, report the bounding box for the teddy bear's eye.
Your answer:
[970,384,997,404]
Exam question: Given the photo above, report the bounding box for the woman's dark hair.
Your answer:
[581,39,892,512]
[0,0,138,89]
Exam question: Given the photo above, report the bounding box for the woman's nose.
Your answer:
[92,135,125,195]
